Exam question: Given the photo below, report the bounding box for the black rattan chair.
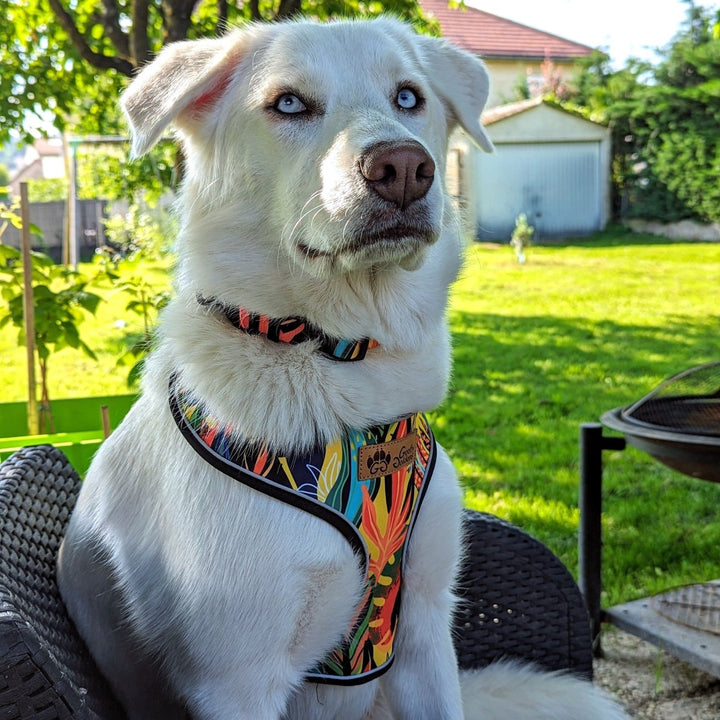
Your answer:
[0,444,592,719]
[0,445,124,720]
[454,511,593,679]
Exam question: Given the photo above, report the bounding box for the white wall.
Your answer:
[483,58,578,109]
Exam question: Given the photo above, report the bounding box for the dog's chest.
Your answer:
[170,376,436,683]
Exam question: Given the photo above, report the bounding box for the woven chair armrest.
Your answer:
[453,510,593,679]
[0,445,125,720]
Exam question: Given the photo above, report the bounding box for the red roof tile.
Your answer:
[33,138,63,156]
[420,0,595,60]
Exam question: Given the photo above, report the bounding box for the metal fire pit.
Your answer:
[601,411,720,482]
[601,362,720,483]
[579,362,720,676]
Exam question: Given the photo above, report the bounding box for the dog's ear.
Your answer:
[121,34,243,157]
[416,35,494,153]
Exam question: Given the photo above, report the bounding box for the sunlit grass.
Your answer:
[430,229,720,605]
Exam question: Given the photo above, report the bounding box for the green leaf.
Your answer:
[90,23,104,40]
[127,358,144,387]
[75,291,102,314]
[63,321,80,349]
[125,300,146,313]
[78,339,98,360]
[30,251,55,268]
[0,245,20,262]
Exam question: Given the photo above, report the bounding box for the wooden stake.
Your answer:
[101,405,111,439]
[20,183,39,435]
[61,133,72,266]
[67,141,78,269]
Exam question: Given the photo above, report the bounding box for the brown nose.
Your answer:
[360,141,435,209]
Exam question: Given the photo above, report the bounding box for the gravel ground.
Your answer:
[594,628,720,719]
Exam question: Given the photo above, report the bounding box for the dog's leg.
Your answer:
[58,527,188,720]
[283,682,378,720]
[378,448,464,720]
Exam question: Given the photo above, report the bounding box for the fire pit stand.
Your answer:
[578,363,720,676]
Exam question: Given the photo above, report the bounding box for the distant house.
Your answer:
[475,98,611,240]
[6,139,106,262]
[420,0,609,240]
[420,0,594,108]
[9,138,65,197]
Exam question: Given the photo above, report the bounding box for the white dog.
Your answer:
[57,17,628,720]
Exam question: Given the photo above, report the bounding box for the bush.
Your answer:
[567,5,720,224]
[0,245,101,432]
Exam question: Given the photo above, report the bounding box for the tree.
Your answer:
[565,51,652,219]
[566,3,720,224]
[0,244,101,432]
[0,0,431,146]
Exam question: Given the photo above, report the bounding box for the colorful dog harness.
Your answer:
[169,374,435,684]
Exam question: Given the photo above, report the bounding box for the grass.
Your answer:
[1,227,718,607]
[431,228,720,607]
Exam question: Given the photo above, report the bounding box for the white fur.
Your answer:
[367,664,630,720]
[458,663,631,720]
[56,17,627,720]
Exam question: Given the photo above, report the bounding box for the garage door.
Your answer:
[475,141,603,241]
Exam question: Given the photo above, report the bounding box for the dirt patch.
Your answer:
[594,628,720,719]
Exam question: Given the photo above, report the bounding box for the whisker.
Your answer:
[282,192,325,248]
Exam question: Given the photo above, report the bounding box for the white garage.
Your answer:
[457,98,612,242]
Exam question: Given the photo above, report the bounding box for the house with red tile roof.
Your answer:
[420,0,595,107]
[420,0,609,240]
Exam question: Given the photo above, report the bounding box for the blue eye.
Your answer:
[275,93,307,114]
[397,88,418,110]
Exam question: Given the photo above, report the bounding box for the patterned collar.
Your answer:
[198,296,380,362]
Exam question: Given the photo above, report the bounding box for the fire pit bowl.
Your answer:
[601,362,720,483]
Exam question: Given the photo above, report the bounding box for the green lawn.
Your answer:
[1,228,718,607]
[432,229,720,607]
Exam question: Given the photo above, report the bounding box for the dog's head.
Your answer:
[122,18,492,277]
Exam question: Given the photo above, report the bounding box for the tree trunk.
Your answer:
[38,358,55,435]
[131,0,153,66]
[217,0,229,33]
[276,0,302,19]
[162,0,195,43]
[47,0,135,75]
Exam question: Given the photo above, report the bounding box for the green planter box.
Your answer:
[0,394,137,475]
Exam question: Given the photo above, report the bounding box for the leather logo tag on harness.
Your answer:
[358,432,417,480]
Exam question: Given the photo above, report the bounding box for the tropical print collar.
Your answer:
[197,296,380,362]
[169,374,435,684]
